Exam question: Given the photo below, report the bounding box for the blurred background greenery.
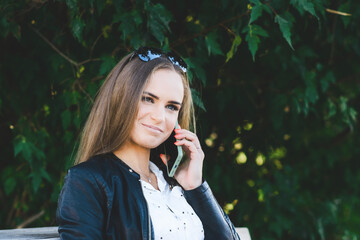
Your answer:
[1,0,359,239]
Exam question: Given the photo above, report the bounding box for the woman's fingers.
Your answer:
[174,138,199,154]
[174,129,202,150]
[174,138,205,162]
[171,128,204,190]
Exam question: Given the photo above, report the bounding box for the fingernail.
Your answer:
[174,134,180,138]
[160,154,167,164]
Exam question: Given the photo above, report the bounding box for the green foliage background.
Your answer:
[1,0,360,239]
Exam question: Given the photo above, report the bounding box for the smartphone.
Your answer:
[162,121,183,177]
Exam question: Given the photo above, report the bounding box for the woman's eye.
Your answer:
[167,104,179,111]
[142,96,153,103]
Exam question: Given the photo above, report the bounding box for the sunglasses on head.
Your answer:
[129,47,187,73]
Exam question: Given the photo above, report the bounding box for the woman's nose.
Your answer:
[150,106,165,122]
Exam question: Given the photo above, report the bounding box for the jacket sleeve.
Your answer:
[56,166,106,240]
[183,181,240,240]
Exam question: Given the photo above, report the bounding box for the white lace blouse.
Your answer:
[140,162,205,240]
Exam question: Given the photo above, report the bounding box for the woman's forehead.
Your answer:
[144,69,184,101]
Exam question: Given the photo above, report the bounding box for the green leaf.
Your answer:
[63,91,80,110]
[22,141,33,162]
[63,131,74,144]
[304,71,318,104]
[99,55,117,76]
[226,35,242,62]
[151,4,172,31]
[74,114,81,129]
[305,84,318,104]
[326,99,336,119]
[71,17,85,42]
[14,137,24,157]
[243,24,268,61]
[245,26,261,61]
[0,17,9,38]
[249,4,263,24]
[262,4,272,14]
[191,89,206,112]
[95,0,106,14]
[113,0,124,13]
[29,170,42,193]
[349,107,357,122]
[275,15,294,50]
[162,37,170,52]
[10,24,21,41]
[87,82,100,97]
[249,0,261,4]
[129,32,143,49]
[34,148,46,161]
[61,110,71,130]
[320,71,335,93]
[117,10,142,41]
[251,24,269,37]
[186,57,207,86]
[339,96,348,113]
[14,136,33,161]
[301,1,317,18]
[146,3,172,44]
[205,32,223,56]
[290,0,318,19]
[148,22,165,44]
[4,177,16,195]
[0,17,21,40]
[40,168,51,182]
[65,0,78,9]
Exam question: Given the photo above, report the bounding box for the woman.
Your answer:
[56,47,240,240]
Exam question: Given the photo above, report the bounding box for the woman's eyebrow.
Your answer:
[143,91,182,106]
[143,91,159,99]
[169,101,182,106]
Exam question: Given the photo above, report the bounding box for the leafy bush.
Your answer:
[1,0,359,239]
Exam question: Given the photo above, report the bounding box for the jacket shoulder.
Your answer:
[69,153,116,176]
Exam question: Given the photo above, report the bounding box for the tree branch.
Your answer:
[74,80,94,103]
[90,32,104,59]
[30,26,79,67]
[78,58,101,66]
[16,210,44,229]
[31,26,104,70]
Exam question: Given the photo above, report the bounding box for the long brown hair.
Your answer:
[74,52,195,164]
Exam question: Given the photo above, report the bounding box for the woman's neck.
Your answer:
[113,141,152,176]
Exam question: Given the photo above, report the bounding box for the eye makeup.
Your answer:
[142,91,182,110]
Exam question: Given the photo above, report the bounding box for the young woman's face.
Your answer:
[129,68,184,150]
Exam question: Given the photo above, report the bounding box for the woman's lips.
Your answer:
[142,123,163,133]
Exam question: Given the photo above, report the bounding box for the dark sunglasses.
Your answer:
[129,47,187,73]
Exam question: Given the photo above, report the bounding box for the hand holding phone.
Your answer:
[161,121,183,177]
[159,122,204,190]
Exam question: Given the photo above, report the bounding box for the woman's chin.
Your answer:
[140,139,165,149]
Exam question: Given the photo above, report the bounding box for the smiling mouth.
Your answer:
[142,123,163,133]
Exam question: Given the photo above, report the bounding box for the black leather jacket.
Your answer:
[56,153,240,240]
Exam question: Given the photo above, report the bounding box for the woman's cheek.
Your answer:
[167,114,178,130]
